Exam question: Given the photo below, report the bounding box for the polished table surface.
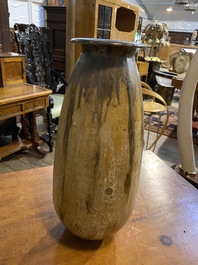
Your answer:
[0,150,198,265]
[0,83,51,110]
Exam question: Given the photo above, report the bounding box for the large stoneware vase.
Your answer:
[53,38,144,240]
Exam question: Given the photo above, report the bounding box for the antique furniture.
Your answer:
[66,0,141,79]
[14,23,67,152]
[0,52,26,87]
[169,31,193,45]
[1,150,198,264]
[142,81,169,150]
[0,52,27,146]
[0,83,52,160]
[43,6,66,72]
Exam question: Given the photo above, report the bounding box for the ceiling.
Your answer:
[136,0,198,21]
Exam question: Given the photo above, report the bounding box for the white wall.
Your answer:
[9,0,198,33]
[8,0,45,27]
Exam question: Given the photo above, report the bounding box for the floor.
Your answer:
[0,93,198,176]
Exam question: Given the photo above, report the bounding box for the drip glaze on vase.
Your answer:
[53,38,144,240]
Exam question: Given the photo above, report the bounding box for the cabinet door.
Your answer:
[97,5,112,39]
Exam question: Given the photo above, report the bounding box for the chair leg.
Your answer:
[152,113,162,152]
[46,107,54,152]
[145,115,151,150]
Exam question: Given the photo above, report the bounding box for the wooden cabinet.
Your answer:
[66,0,140,79]
[0,53,26,87]
[169,31,193,45]
[43,6,66,72]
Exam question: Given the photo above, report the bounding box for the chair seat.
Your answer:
[143,101,167,113]
[39,94,64,120]
[50,94,65,119]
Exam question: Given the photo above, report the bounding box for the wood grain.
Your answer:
[0,83,52,159]
[0,150,198,265]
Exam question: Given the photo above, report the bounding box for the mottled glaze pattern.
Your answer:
[53,38,143,240]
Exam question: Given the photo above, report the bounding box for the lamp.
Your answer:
[174,0,189,4]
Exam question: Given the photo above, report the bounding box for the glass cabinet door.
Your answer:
[97,5,112,39]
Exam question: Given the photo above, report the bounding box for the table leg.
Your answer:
[28,112,47,157]
[21,115,31,138]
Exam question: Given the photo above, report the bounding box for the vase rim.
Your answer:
[71,38,146,48]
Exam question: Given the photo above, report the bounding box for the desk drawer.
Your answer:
[24,98,47,111]
[0,105,21,120]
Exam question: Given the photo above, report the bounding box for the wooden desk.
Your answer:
[0,83,52,159]
[1,151,198,265]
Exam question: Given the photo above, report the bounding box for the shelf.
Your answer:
[0,136,32,160]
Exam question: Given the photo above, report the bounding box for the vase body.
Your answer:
[53,38,143,240]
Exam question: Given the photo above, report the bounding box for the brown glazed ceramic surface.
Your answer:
[53,38,143,240]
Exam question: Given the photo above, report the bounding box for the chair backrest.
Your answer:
[141,81,167,106]
[14,23,57,92]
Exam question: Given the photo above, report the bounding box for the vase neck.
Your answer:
[81,44,137,58]
[71,38,145,58]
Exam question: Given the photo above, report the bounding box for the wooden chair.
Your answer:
[14,23,68,152]
[141,81,169,151]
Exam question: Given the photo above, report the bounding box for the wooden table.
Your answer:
[1,150,198,265]
[0,83,52,159]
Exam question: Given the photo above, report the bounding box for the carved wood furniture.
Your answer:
[66,0,140,78]
[0,83,52,160]
[14,23,67,152]
[1,150,198,264]
[0,52,26,87]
